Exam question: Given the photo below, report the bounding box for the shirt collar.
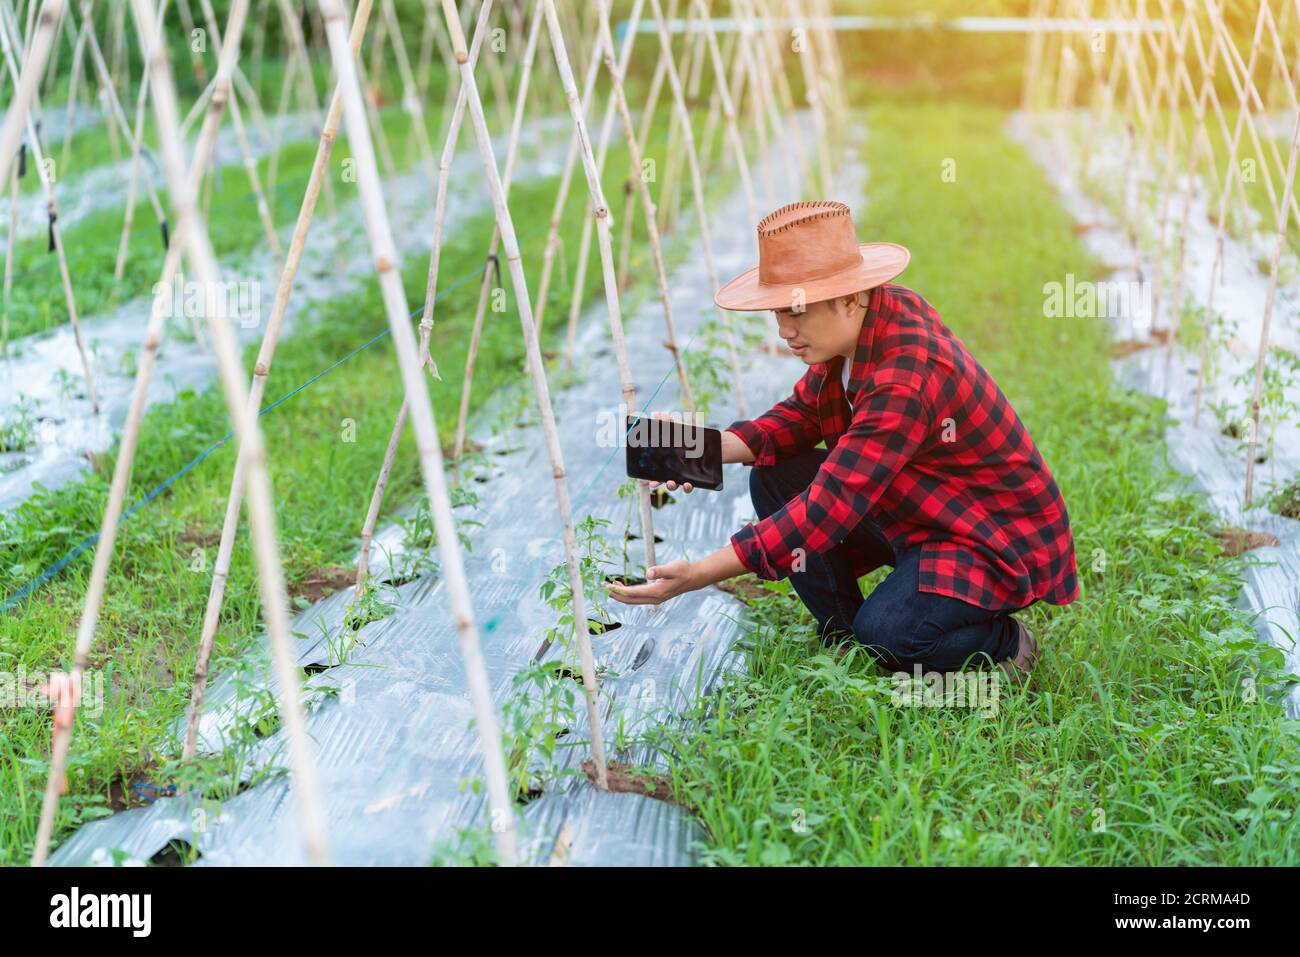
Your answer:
[841,286,881,395]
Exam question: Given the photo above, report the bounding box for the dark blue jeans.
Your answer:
[749,449,1022,672]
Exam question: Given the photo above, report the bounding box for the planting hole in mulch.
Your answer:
[605,574,647,588]
[302,661,335,677]
[625,532,665,544]
[516,785,545,806]
[1212,526,1280,557]
[149,838,200,867]
[588,619,622,635]
[581,760,677,806]
[649,487,676,509]
[631,638,655,671]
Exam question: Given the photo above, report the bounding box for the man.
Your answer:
[609,200,1078,678]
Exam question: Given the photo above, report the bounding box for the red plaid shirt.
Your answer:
[728,283,1079,611]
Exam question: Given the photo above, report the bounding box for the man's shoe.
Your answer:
[997,619,1038,683]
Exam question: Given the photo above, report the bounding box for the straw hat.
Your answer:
[714,200,910,312]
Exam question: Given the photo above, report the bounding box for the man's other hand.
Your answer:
[649,479,693,493]
[607,559,696,605]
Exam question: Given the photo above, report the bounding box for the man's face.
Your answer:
[773,295,862,365]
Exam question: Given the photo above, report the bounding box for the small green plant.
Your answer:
[1266,474,1300,519]
[683,319,732,421]
[538,515,617,652]
[393,485,480,583]
[342,575,396,632]
[430,825,499,867]
[1178,299,1235,394]
[1221,348,1300,477]
[0,399,36,453]
[492,661,581,803]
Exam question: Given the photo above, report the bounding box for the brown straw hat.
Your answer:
[714,200,910,312]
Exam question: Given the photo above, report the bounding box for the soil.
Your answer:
[581,759,678,806]
[1212,526,1280,557]
[1109,338,1158,358]
[714,576,769,602]
[106,763,171,813]
[289,565,355,603]
[443,439,485,459]
[178,524,221,548]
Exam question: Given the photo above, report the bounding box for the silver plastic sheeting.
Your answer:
[1009,112,1300,716]
[50,118,863,865]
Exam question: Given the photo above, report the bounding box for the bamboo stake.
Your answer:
[184,0,376,762]
[1194,1,1268,425]
[380,0,437,188]
[529,0,639,342]
[136,0,330,862]
[271,0,335,227]
[80,2,169,242]
[1244,105,1300,505]
[539,0,660,574]
[593,0,694,413]
[436,0,610,791]
[451,0,543,460]
[747,0,812,194]
[319,0,520,862]
[733,0,774,207]
[647,0,745,416]
[693,0,757,240]
[0,0,60,359]
[352,0,500,593]
[2,166,15,358]
[0,4,98,413]
[556,0,647,359]
[1160,0,1221,377]
[112,4,164,289]
[785,0,832,194]
[610,0,680,286]
[173,0,207,86]
[194,0,282,261]
[56,0,87,176]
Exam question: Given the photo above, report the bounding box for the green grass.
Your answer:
[654,101,1300,866]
